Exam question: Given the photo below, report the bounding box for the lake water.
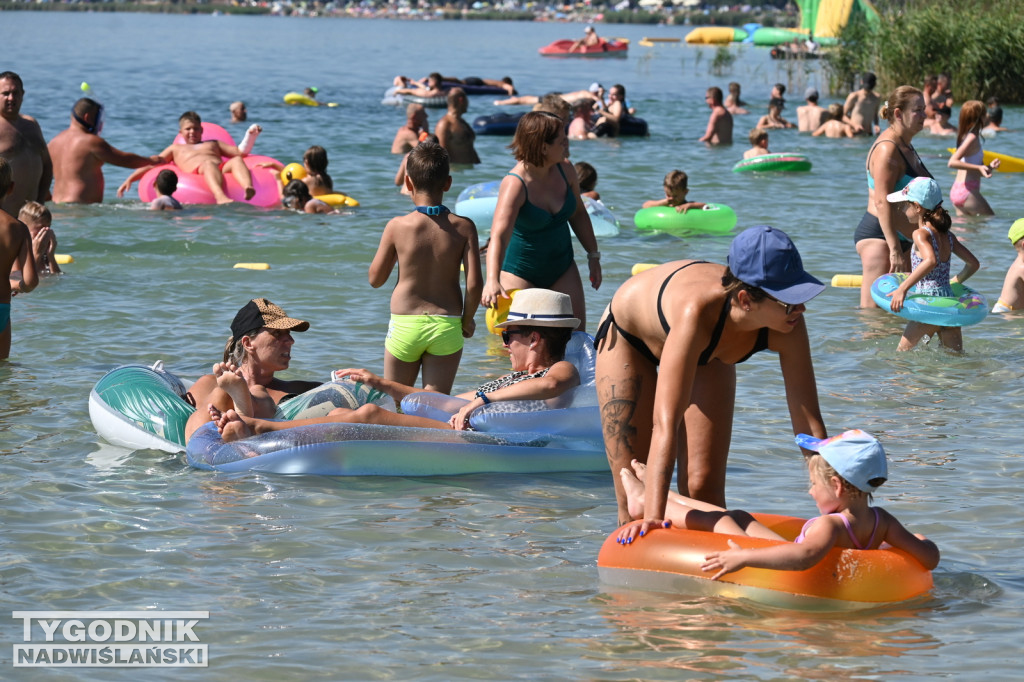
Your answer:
[2,12,1023,680]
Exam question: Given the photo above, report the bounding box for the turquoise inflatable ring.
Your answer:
[870,273,988,327]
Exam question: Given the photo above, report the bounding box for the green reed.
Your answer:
[827,0,1024,103]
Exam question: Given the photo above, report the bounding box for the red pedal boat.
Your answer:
[538,38,629,57]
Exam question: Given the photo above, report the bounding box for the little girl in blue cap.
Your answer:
[616,429,941,579]
[885,176,980,352]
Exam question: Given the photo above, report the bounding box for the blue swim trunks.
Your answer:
[385,314,464,362]
[0,303,9,333]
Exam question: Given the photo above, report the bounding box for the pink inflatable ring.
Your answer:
[137,123,281,207]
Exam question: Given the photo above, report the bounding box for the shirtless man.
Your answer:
[0,72,51,216]
[47,98,160,204]
[843,72,880,136]
[698,86,733,145]
[0,157,39,360]
[796,87,828,132]
[124,111,260,204]
[434,88,479,165]
[593,84,627,138]
[391,103,429,154]
[570,25,601,52]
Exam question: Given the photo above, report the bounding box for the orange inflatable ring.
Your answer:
[597,513,933,609]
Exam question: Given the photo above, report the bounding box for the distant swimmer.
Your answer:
[0,72,51,215]
[48,97,161,204]
[435,88,479,166]
[494,89,599,107]
[725,82,748,115]
[593,84,628,138]
[797,87,827,133]
[698,86,733,145]
[812,104,856,138]
[446,76,516,96]
[756,103,795,130]
[843,72,880,135]
[229,101,247,123]
[391,103,429,155]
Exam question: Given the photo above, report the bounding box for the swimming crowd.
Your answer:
[5,60,1022,583]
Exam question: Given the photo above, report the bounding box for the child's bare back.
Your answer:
[377,210,477,316]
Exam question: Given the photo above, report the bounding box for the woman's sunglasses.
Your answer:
[500,329,527,345]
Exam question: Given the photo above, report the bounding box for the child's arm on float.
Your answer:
[702,515,840,580]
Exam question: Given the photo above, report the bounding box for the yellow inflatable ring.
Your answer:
[316,193,360,208]
[284,92,320,107]
[280,163,307,184]
[598,513,933,609]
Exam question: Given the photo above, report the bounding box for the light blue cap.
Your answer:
[886,176,943,210]
[795,429,888,492]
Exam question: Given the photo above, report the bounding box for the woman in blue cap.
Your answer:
[595,225,828,536]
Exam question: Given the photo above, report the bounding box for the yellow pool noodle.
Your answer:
[831,274,862,288]
[631,263,659,276]
[54,254,74,265]
[234,263,270,270]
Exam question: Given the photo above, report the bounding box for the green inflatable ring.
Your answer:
[633,203,737,235]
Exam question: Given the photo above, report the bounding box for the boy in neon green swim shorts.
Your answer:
[370,140,482,393]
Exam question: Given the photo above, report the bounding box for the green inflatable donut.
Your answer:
[733,153,812,173]
[633,203,737,235]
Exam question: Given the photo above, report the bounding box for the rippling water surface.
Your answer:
[2,13,1022,680]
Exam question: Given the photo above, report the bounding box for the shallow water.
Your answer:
[2,12,1023,680]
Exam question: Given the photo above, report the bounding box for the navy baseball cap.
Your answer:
[728,225,825,305]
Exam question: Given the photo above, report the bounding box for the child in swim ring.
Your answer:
[641,170,706,213]
[885,177,979,352]
[743,127,769,159]
[17,202,61,275]
[992,218,1024,314]
[617,429,940,580]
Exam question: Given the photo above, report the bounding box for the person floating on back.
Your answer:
[372,140,482,393]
